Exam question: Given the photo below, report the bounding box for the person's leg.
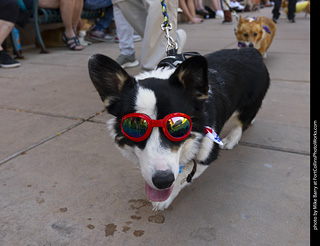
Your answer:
[39,0,73,36]
[94,6,114,31]
[114,4,135,57]
[118,0,181,70]
[141,0,179,70]
[0,0,19,49]
[72,0,83,30]
[194,0,209,13]
[117,0,147,37]
[83,0,112,9]
[221,0,232,24]
[0,0,20,67]
[287,0,297,22]
[179,0,203,23]
[272,0,282,22]
[0,20,14,51]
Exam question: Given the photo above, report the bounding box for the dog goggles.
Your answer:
[121,113,192,142]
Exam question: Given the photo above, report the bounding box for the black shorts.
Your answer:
[0,0,19,23]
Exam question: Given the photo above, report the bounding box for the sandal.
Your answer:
[62,33,84,51]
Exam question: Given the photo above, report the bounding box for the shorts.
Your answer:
[0,0,19,23]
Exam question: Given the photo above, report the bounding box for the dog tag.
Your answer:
[205,126,223,145]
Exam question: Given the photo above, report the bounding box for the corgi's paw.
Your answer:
[152,197,173,211]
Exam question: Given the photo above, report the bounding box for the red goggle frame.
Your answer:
[121,113,192,142]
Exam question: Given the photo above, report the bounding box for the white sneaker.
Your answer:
[216,10,224,19]
[176,29,187,54]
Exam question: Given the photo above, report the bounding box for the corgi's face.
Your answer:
[235,16,264,49]
[88,54,209,202]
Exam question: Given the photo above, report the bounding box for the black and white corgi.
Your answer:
[88,48,270,211]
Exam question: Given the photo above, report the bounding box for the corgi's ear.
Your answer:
[88,54,136,108]
[169,56,209,100]
[238,15,243,23]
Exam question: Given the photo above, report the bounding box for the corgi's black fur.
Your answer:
[88,48,270,210]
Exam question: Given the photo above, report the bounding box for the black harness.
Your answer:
[157,49,201,69]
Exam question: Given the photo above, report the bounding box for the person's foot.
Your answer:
[289,18,296,23]
[215,10,224,19]
[62,33,84,50]
[188,17,203,24]
[222,10,233,24]
[196,8,209,16]
[116,53,139,68]
[90,29,114,42]
[0,50,21,68]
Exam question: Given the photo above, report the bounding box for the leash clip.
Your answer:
[161,23,178,53]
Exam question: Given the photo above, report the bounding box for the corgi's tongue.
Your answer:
[145,182,173,202]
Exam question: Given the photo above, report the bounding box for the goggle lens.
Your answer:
[166,116,191,138]
[122,117,148,139]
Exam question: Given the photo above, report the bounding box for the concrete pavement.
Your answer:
[0,7,310,246]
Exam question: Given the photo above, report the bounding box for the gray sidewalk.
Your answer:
[0,7,310,246]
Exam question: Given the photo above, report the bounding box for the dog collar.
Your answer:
[179,126,222,173]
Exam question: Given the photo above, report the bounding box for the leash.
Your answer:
[160,0,178,54]
[159,0,202,68]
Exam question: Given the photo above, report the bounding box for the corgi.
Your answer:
[235,16,276,58]
[88,48,270,211]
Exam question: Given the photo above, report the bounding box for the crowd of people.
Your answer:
[0,0,299,70]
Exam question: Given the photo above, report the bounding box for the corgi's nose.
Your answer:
[152,170,175,189]
[249,42,254,48]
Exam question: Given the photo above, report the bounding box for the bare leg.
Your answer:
[179,0,203,23]
[72,0,83,31]
[39,0,83,49]
[0,20,14,51]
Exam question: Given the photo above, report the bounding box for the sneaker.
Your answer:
[0,50,21,68]
[215,10,224,19]
[116,53,139,68]
[229,1,245,10]
[90,29,114,42]
[176,29,187,54]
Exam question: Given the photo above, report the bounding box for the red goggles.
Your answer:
[121,113,192,142]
